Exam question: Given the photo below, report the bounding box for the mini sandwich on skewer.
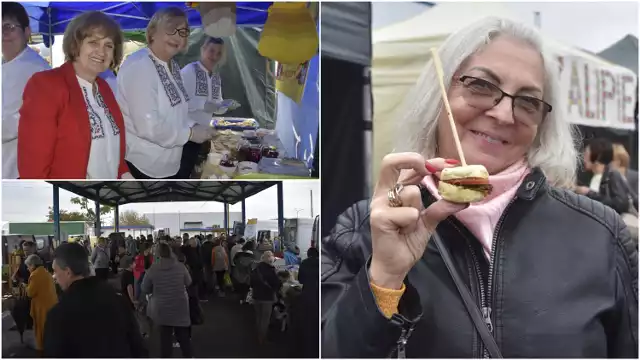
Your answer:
[437,164,492,203]
[428,47,492,204]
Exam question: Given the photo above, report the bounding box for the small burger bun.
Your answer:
[437,164,490,204]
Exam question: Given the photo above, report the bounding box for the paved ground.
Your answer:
[3,274,296,358]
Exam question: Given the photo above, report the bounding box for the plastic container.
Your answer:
[237,161,258,175]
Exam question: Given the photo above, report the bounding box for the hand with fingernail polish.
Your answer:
[369,153,469,290]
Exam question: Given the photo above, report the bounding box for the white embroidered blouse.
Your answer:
[77,76,121,179]
[116,48,193,178]
[181,61,223,126]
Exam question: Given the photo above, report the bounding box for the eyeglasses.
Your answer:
[166,27,190,38]
[2,23,22,35]
[458,75,552,126]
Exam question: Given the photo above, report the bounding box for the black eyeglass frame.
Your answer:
[458,75,553,124]
[166,27,190,38]
[2,23,24,34]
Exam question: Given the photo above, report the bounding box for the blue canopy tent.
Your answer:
[20,2,272,46]
[19,1,318,171]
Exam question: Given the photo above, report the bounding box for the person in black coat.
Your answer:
[293,247,319,358]
[44,242,147,358]
[200,235,215,296]
[182,237,204,299]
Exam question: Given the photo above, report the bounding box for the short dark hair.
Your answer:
[307,247,319,258]
[203,36,224,46]
[54,243,91,277]
[237,238,246,245]
[277,270,290,279]
[588,138,614,165]
[242,241,255,252]
[2,2,29,30]
[22,241,35,249]
[158,242,172,259]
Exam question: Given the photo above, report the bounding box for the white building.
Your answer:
[143,211,243,238]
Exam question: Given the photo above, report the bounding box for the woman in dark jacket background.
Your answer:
[250,251,281,345]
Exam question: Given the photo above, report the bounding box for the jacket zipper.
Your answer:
[476,197,516,358]
[389,313,415,358]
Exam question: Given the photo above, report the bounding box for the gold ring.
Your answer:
[388,183,404,207]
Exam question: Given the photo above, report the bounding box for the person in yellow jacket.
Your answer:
[25,254,58,353]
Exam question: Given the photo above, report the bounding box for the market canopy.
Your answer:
[48,181,278,206]
[21,1,272,42]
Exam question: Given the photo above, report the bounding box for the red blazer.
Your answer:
[18,61,128,179]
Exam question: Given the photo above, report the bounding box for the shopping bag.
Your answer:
[224,272,233,288]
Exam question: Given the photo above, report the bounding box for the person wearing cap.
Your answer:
[119,255,135,310]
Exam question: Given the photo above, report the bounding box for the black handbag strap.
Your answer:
[432,232,503,358]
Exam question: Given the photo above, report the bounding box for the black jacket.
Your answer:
[43,276,148,358]
[321,168,638,358]
[587,165,636,214]
[251,262,282,301]
[201,241,214,269]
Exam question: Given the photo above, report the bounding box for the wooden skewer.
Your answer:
[430,48,467,167]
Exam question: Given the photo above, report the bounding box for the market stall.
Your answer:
[20,1,319,179]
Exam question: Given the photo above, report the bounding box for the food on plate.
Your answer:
[437,164,492,203]
[216,118,257,128]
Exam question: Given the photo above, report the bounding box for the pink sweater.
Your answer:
[422,160,530,260]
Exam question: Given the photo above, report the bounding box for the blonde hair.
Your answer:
[146,7,189,50]
[613,144,630,173]
[261,251,274,262]
[396,17,579,188]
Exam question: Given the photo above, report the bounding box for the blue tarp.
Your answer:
[20,2,272,46]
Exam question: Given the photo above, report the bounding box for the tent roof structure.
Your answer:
[48,181,278,206]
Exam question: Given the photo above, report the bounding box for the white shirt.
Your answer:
[2,46,50,179]
[77,76,121,179]
[99,69,118,97]
[181,61,223,126]
[117,48,192,178]
[230,243,243,266]
[589,173,603,193]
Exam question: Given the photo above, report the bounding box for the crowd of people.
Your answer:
[2,2,240,180]
[7,231,319,357]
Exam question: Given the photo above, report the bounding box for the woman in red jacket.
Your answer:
[17,11,131,179]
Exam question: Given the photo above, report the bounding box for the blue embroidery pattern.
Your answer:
[148,54,181,107]
[82,87,105,140]
[211,73,222,100]
[95,92,120,136]
[194,64,208,97]
[171,59,190,102]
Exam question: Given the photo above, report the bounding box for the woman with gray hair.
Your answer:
[321,17,637,358]
[24,254,58,353]
[116,7,214,179]
[250,251,281,345]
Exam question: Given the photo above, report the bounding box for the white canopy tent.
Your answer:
[371,2,637,179]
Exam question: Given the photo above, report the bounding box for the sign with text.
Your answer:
[245,218,258,241]
[558,56,636,130]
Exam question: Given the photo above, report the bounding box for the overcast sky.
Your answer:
[372,1,638,53]
[1,181,319,224]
